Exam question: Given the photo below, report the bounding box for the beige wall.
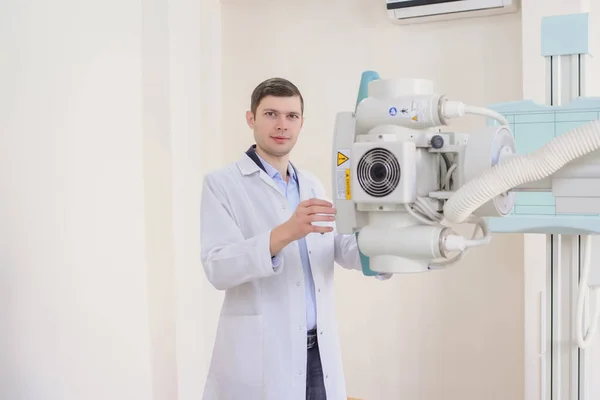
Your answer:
[220,1,525,399]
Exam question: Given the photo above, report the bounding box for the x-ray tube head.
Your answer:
[333,73,600,275]
[332,75,472,273]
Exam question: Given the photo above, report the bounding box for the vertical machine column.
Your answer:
[541,12,592,400]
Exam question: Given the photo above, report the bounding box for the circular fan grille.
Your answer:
[356,148,401,198]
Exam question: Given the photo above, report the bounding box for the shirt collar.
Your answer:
[255,152,297,182]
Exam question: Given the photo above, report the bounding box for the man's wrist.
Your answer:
[270,223,294,256]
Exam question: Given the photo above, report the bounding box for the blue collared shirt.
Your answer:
[256,153,317,331]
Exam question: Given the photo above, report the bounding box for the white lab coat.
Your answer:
[200,152,366,400]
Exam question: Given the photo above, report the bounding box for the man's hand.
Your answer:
[270,198,335,256]
[284,198,336,240]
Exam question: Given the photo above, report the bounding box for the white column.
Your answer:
[521,1,594,400]
[0,0,214,399]
[172,0,223,399]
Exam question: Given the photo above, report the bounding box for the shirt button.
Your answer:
[320,331,323,335]
[296,281,301,286]
[298,325,303,331]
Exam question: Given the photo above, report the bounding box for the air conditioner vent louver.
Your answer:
[356,148,401,197]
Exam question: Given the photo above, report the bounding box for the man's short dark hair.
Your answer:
[250,77,304,115]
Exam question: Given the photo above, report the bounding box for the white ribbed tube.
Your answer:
[443,119,600,224]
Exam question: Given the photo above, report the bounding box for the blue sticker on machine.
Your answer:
[389,107,397,116]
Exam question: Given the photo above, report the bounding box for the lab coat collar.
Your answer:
[239,145,299,180]
[239,144,266,175]
[237,145,307,200]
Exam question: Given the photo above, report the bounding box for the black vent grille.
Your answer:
[356,148,401,198]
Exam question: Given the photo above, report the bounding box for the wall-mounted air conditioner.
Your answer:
[387,0,519,24]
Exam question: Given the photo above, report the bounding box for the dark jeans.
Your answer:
[306,330,326,400]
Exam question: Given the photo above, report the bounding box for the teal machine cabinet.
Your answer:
[485,97,600,234]
[485,12,600,234]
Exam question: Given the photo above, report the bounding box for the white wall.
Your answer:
[1,1,155,398]
[0,0,218,399]
[220,1,524,399]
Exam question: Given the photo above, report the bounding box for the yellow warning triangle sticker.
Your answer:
[412,115,418,121]
[337,151,349,166]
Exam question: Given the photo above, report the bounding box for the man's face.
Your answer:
[246,95,304,157]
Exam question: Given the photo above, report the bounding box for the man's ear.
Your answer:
[245,111,255,129]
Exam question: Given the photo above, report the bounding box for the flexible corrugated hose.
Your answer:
[443,119,600,224]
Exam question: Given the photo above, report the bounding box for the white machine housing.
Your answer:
[333,76,600,277]
[386,0,519,24]
[332,77,519,274]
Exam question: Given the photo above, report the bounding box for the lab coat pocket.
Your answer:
[211,314,264,388]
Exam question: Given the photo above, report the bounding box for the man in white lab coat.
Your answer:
[200,77,389,400]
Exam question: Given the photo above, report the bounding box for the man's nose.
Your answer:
[276,115,288,130]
